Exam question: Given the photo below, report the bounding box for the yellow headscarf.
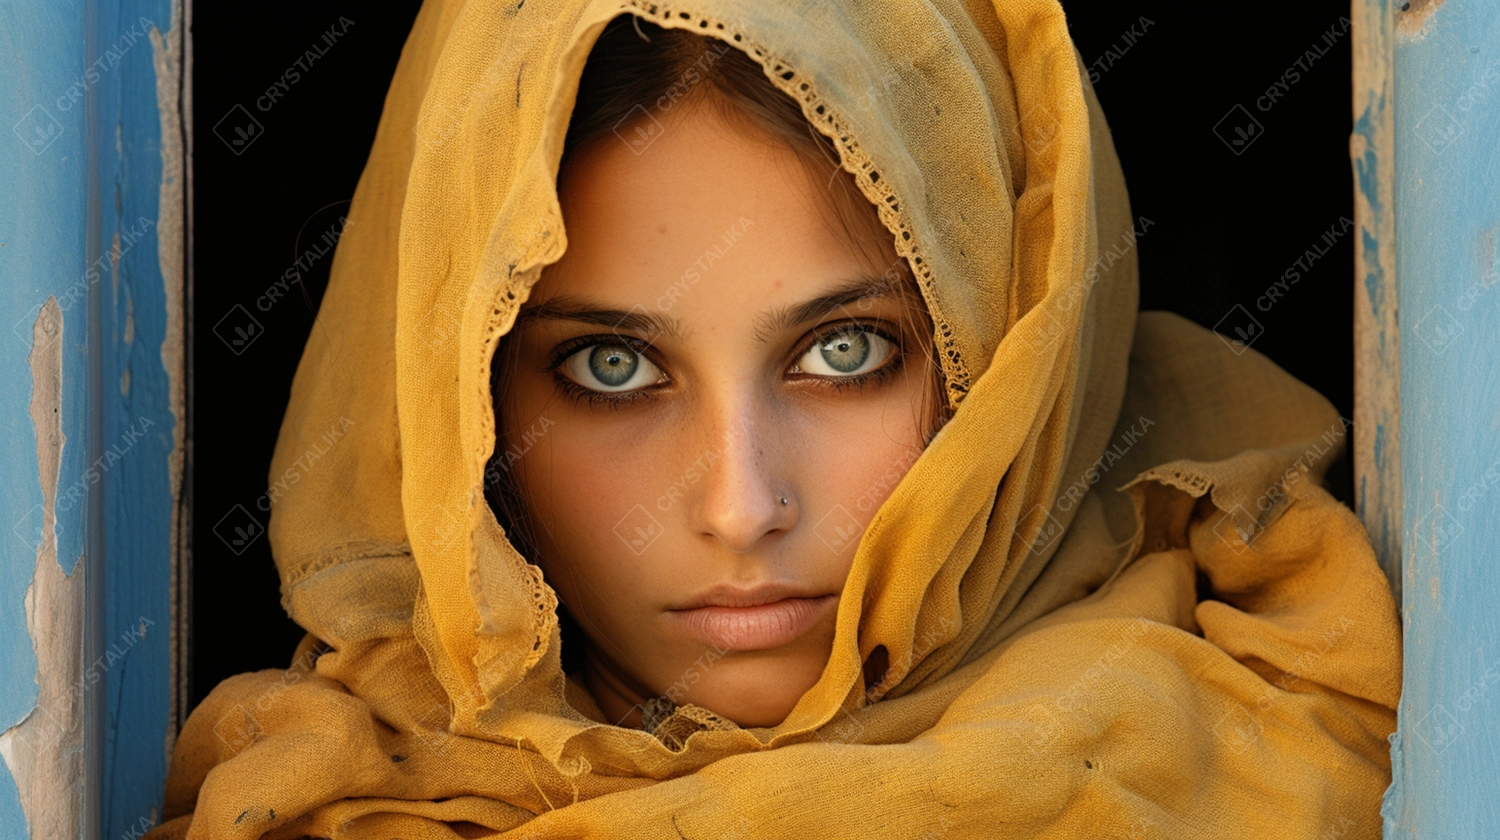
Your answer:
[151,1,1401,837]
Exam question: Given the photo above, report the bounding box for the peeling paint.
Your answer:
[1396,0,1445,39]
[1352,0,1402,597]
[2,2,187,832]
[1361,229,1385,310]
[149,1,188,763]
[0,298,87,840]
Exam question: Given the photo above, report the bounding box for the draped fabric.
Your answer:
[150,1,1400,837]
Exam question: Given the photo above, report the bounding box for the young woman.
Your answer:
[482,17,952,733]
[151,2,1401,838]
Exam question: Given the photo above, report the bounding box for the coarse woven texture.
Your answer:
[149,1,1401,837]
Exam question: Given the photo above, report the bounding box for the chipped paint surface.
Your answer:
[0,299,86,839]
[149,0,188,768]
[1,2,185,836]
[1396,0,1446,39]
[0,7,95,833]
[1353,0,1403,601]
[93,2,185,837]
[96,3,186,837]
[1386,0,1500,835]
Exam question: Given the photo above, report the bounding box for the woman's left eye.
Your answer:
[559,341,665,392]
[794,326,895,377]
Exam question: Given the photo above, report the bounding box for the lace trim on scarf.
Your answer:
[640,699,740,752]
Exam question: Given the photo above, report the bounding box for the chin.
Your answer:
[673,652,827,729]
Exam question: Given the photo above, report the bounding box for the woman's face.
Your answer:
[498,96,936,728]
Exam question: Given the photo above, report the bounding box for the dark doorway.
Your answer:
[190,1,425,707]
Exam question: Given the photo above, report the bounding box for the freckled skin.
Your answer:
[499,96,935,728]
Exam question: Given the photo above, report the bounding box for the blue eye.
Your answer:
[796,327,894,377]
[561,342,664,392]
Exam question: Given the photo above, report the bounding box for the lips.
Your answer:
[665,590,837,651]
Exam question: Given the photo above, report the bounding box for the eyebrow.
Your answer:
[512,296,689,343]
[751,273,898,344]
[512,272,899,344]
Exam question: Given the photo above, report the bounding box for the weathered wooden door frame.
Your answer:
[0,1,188,838]
[1356,0,1500,836]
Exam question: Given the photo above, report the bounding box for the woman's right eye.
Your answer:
[559,342,665,392]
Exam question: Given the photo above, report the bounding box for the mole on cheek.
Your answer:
[657,224,668,234]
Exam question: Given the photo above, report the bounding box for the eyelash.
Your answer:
[544,320,906,409]
[790,321,907,391]
[545,335,662,410]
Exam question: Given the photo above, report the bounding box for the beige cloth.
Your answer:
[150,0,1400,837]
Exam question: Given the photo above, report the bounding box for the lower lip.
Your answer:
[666,595,837,651]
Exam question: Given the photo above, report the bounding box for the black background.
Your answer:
[190,2,1354,709]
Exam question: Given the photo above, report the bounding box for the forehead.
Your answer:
[538,98,887,318]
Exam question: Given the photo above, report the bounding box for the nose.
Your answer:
[688,407,798,554]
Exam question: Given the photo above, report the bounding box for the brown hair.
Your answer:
[486,17,949,669]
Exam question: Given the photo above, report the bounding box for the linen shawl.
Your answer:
[150,0,1401,837]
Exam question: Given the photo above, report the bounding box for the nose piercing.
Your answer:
[779,496,789,506]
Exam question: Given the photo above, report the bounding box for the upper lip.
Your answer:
[669,582,831,611]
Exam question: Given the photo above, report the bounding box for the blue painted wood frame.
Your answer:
[1375,0,1500,836]
[0,1,183,838]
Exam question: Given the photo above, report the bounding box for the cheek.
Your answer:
[794,380,931,530]
[504,403,676,604]
[528,432,668,545]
